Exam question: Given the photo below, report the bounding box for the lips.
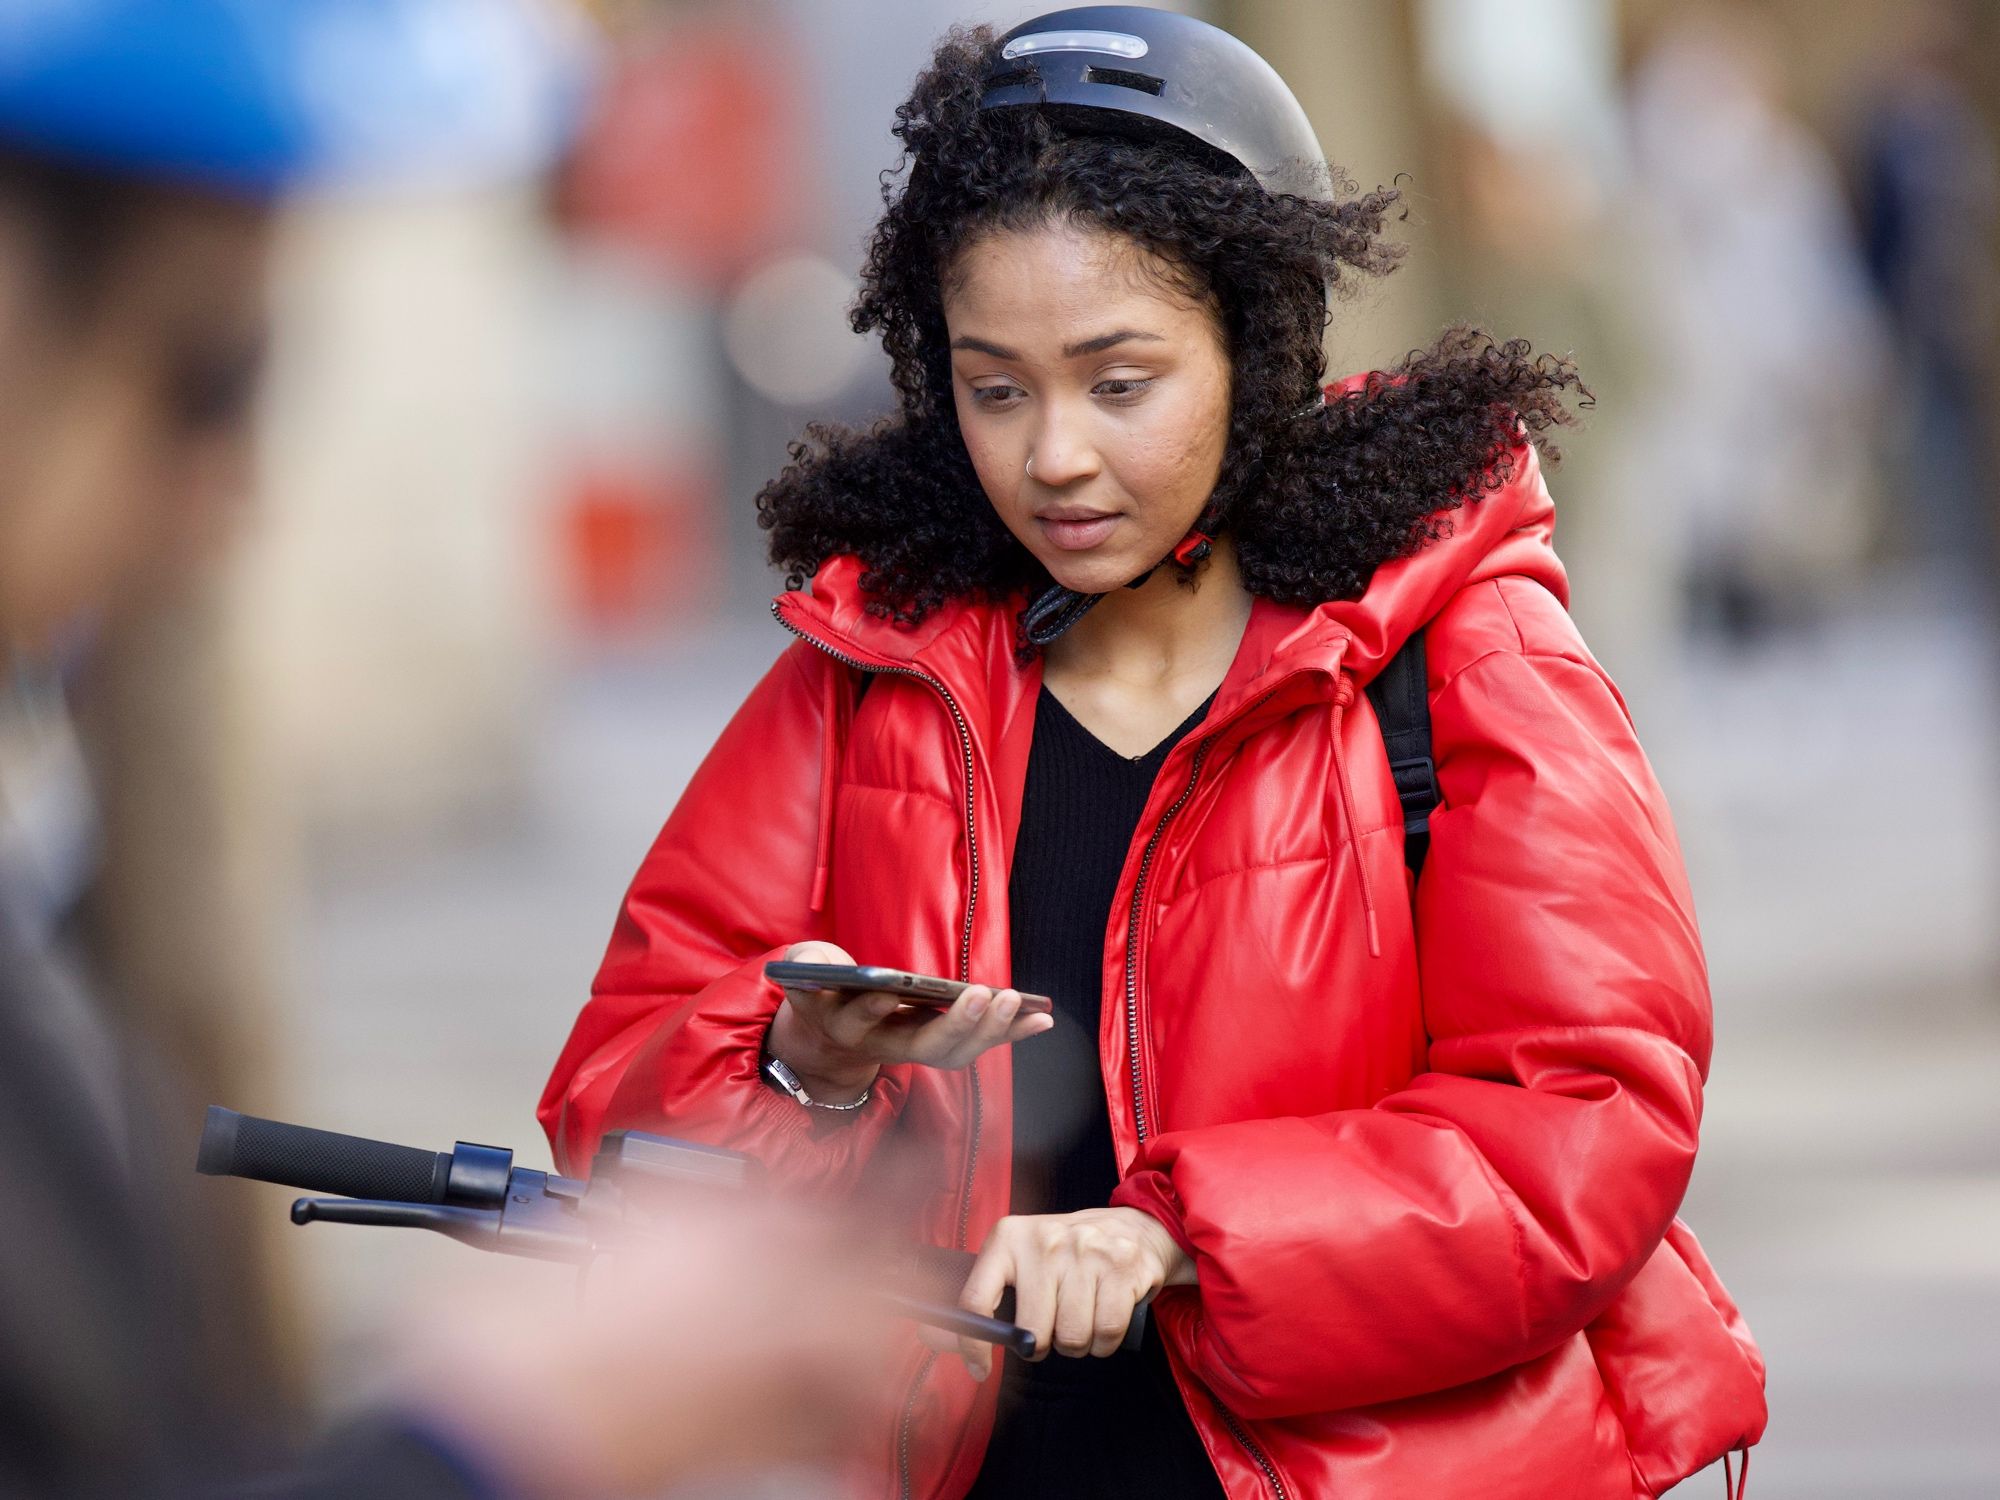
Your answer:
[1036,513,1119,551]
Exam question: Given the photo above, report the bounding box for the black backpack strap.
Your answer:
[1363,629,1439,880]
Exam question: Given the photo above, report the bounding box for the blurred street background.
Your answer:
[8,1,1996,1495]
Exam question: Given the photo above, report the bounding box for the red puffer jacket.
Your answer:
[539,420,1768,1498]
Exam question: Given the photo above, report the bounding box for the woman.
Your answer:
[540,9,1768,1497]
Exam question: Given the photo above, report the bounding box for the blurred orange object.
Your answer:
[559,460,718,633]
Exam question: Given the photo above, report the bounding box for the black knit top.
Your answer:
[968,683,1223,1500]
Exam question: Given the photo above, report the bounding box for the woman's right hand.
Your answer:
[766,940,1052,1102]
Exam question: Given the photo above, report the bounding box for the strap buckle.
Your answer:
[1386,754,1438,834]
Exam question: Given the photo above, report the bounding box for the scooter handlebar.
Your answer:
[197,1105,451,1204]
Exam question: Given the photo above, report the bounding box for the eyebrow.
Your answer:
[949,328,1166,360]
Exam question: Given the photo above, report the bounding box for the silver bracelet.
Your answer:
[761,1052,872,1111]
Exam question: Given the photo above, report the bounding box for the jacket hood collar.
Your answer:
[1306,434,1566,684]
[773,402,1566,705]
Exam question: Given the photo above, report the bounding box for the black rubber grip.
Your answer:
[197,1106,450,1204]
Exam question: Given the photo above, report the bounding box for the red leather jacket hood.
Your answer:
[776,389,1569,689]
[540,420,1767,1499]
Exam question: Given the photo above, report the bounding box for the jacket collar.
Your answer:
[771,420,1565,722]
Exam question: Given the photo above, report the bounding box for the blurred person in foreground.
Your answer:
[0,2,888,1495]
[542,9,1766,1498]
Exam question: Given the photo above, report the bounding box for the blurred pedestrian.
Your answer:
[1856,0,2000,602]
[1623,7,1890,645]
[541,9,1767,1497]
[0,2,891,1494]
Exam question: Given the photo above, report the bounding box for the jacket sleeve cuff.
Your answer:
[583,946,909,1190]
[742,948,907,1113]
[1112,1167,1198,1261]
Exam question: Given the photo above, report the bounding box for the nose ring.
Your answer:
[1025,455,1035,479]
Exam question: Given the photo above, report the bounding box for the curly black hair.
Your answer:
[757,24,1588,637]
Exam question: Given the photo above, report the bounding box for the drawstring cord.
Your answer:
[1723,1445,1750,1499]
[810,664,839,912]
[1329,676,1382,959]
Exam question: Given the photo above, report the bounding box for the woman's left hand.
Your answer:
[946,1208,1197,1380]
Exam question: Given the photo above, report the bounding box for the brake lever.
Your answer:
[290,1192,1037,1351]
[292,1197,500,1248]
[292,1177,594,1262]
[877,1292,1036,1358]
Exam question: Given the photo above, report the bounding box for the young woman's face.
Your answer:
[942,220,1232,596]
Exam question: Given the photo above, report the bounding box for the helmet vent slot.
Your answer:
[981,66,1040,94]
[1084,66,1165,96]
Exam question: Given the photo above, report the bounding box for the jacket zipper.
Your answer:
[1124,689,1292,1500]
[770,601,982,1500]
[1122,736,1213,1143]
[1217,1400,1288,1500]
[1123,682,1290,1147]
[781,605,1306,1499]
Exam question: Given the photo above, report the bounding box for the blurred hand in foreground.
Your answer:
[396,1197,896,1496]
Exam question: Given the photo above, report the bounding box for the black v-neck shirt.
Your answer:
[1005,684,1214,1218]
[967,683,1225,1500]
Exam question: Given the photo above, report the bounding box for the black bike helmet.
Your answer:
[976,6,1332,644]
[980,6,1333,203]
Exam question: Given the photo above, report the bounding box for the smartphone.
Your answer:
[763,962,1053,1017]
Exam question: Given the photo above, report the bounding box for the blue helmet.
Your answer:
[0,0,596,194]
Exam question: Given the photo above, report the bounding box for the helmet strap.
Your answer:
[1022,583,1105,647]
[1021,500,1225,649]
[1170,497,1225,569]
[1171,529,1215,568]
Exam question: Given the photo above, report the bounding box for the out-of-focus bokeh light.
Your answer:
[723,252,870,408]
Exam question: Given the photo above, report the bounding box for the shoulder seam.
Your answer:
[1432,642,1596,697]
[1491,576,1530,653]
